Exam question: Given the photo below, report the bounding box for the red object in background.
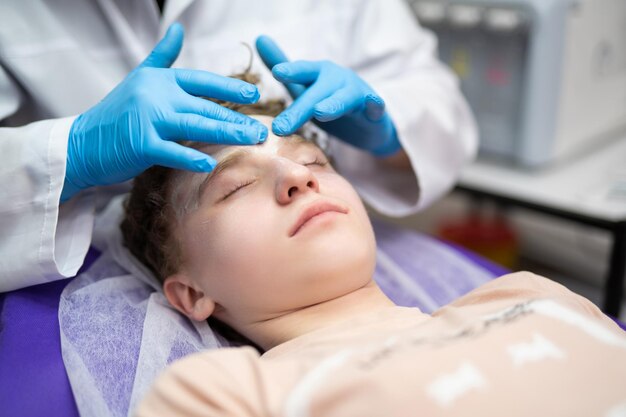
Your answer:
[437,214,519,269]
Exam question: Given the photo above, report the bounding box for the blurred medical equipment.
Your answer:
[409,0,626,166]
[438,207,519,268]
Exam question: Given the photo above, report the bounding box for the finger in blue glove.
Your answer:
[62,23,269,202]
[255,35,401,158]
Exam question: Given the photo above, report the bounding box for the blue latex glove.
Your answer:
[255,35,401,157]
[61,23,268,202]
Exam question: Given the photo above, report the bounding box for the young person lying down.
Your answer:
[122,100,626,417]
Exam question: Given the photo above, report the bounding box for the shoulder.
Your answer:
[136,346,264,417]
[450,271,573,304]
[166,345,262,376]
[444,271,615,325]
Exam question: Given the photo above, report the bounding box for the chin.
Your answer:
[297,228,376,294]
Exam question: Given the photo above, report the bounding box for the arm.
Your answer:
[336,0,479,216]
[256,0,478,217]
[0,64,94,292]
[0,24,267,292]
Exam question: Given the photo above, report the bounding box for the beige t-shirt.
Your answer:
[136,272,626,417]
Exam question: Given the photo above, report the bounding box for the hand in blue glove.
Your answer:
[255,35,401,158]
[62,23,268,202]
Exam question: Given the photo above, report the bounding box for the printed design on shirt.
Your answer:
[357,301,536,372]
[284,349,355,417]
[416,300,535,348]
[286,299,626,416]
[357,336,399,370]
[606,400,626,417]
[506,332,566,368]
[425,362,487,408]
[359,298,626,374]
[531,299,626,349]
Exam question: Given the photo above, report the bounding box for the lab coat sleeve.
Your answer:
[331,0,478,217]
[0,105,95,291]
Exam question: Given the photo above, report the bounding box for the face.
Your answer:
[169,116,377,327]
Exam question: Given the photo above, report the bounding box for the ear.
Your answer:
[163,273,216,322]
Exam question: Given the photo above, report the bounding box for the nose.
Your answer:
[275,160,320,204]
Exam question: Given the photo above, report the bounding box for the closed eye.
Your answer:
[219,156,327,201]
[304,157,328,167]
[221,179,255,201]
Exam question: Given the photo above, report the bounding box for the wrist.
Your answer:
[60,176,82,202]
[371,122,402,157]
[61,116,91,202]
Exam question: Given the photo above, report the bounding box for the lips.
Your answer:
[289,200,349,237]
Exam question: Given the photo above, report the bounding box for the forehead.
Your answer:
[213,115,314,161]
[170,115,322,209]
[201,115,321,176]
[214,134,311,166]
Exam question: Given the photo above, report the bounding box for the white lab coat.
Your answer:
[0,0,477,292]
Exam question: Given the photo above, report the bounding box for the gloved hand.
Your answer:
[255,35,401,158]
[61,23,268,202]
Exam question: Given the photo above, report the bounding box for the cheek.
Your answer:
[299,174,377,261]
[329,176,377,264]
[183,200,279,296]
[321,175,371,229]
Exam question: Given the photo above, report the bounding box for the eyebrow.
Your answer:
[197,148,251,197]
[197,135,320,197]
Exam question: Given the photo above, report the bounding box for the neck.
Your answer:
[237,280,396,351]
